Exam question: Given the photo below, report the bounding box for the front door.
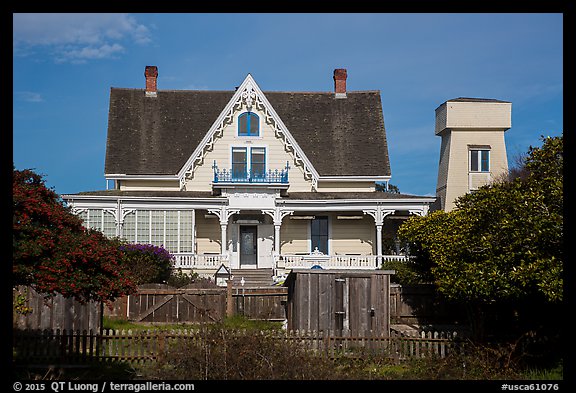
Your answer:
[240,225,258,267]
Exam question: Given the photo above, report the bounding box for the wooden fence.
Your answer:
[13,286,101,331]
[105,283,470,326]
[125,284,227,323]
[105,284,287,323]
[283,329,464,360]
[389,284,467,325]
[13,328,464,365]
[233,287,287,321]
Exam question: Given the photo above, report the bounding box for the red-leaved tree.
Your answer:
[13,167,136,303]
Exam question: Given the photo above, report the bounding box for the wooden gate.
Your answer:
[284,269,394,336]
[126,284,226,323]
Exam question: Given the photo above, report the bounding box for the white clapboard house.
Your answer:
[63,66,438,285]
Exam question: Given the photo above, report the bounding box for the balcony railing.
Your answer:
[212,161,289,184]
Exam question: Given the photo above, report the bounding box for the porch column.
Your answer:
[191,209,196,254]
[376,224,383,265]
[274,224,281,255]
[115,199,122,238]
[220,224,228,255]
[262,207,294,260]
[208,206,240,256]
[363,206,394,267]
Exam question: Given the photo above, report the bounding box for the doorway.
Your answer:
[239,225,258,267]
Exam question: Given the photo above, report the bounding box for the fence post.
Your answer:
[226,280,234,318]
[59,329,67,364]
[157,333,166,362]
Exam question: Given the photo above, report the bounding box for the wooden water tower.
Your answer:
[435,98,511,211]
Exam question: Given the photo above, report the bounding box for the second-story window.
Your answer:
[238,112,259,136]
[251,147,266,179]
[232,147,248,180]
[231,146,266,181]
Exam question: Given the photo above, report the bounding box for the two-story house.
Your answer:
[62,66,436,285]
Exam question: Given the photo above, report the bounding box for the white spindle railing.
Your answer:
[174,253,409,271]
[380,255,411,264]
[173,254,229,269]
[276,254,410,270]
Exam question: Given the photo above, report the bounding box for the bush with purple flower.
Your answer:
[118,242,174,285]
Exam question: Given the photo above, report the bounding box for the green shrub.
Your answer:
[166,268,198,288]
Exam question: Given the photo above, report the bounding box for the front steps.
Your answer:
[231,268,274,287]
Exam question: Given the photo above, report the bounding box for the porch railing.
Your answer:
[173,253,410,271]
[173,253,229,269]
[276,254,410,270]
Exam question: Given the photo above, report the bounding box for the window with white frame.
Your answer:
[470,149,490,172]
[136,211,150,243]
[179,211,194,252]
[122,210,194,253]
[123,212,136,241]
[165,210,179,252]
[78,209,116,238]
[150,210,164,246]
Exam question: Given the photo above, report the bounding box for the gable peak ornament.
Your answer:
[241,83,257,111]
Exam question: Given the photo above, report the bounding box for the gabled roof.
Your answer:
[265,91,389,177]
[105,89,234,176]
[105,79,391,179]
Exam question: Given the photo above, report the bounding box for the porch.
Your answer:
[63,190,433,282]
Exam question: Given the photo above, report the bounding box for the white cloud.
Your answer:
[15,91,44,102]
[13,13,151,63]
[56,43,125,64]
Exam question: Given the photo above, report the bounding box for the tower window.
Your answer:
[470,149,490,172]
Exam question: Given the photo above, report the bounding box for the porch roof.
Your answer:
[65,190,434,202]
[281,192,434,200]
[68,190,215,198]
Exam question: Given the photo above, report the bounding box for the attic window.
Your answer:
[238,112,259,136]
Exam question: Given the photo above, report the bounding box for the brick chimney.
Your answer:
[145,66,158,97]
[333,68,347,98]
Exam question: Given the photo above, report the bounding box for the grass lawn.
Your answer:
[103,315,283,332]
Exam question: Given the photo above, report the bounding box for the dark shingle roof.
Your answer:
[105,87,391,177]
[266,91,389,177]
[105,89,234,175]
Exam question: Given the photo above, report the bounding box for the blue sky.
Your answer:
[13,13,563,197]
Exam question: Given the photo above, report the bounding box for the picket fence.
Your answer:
[13,328,465,365]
